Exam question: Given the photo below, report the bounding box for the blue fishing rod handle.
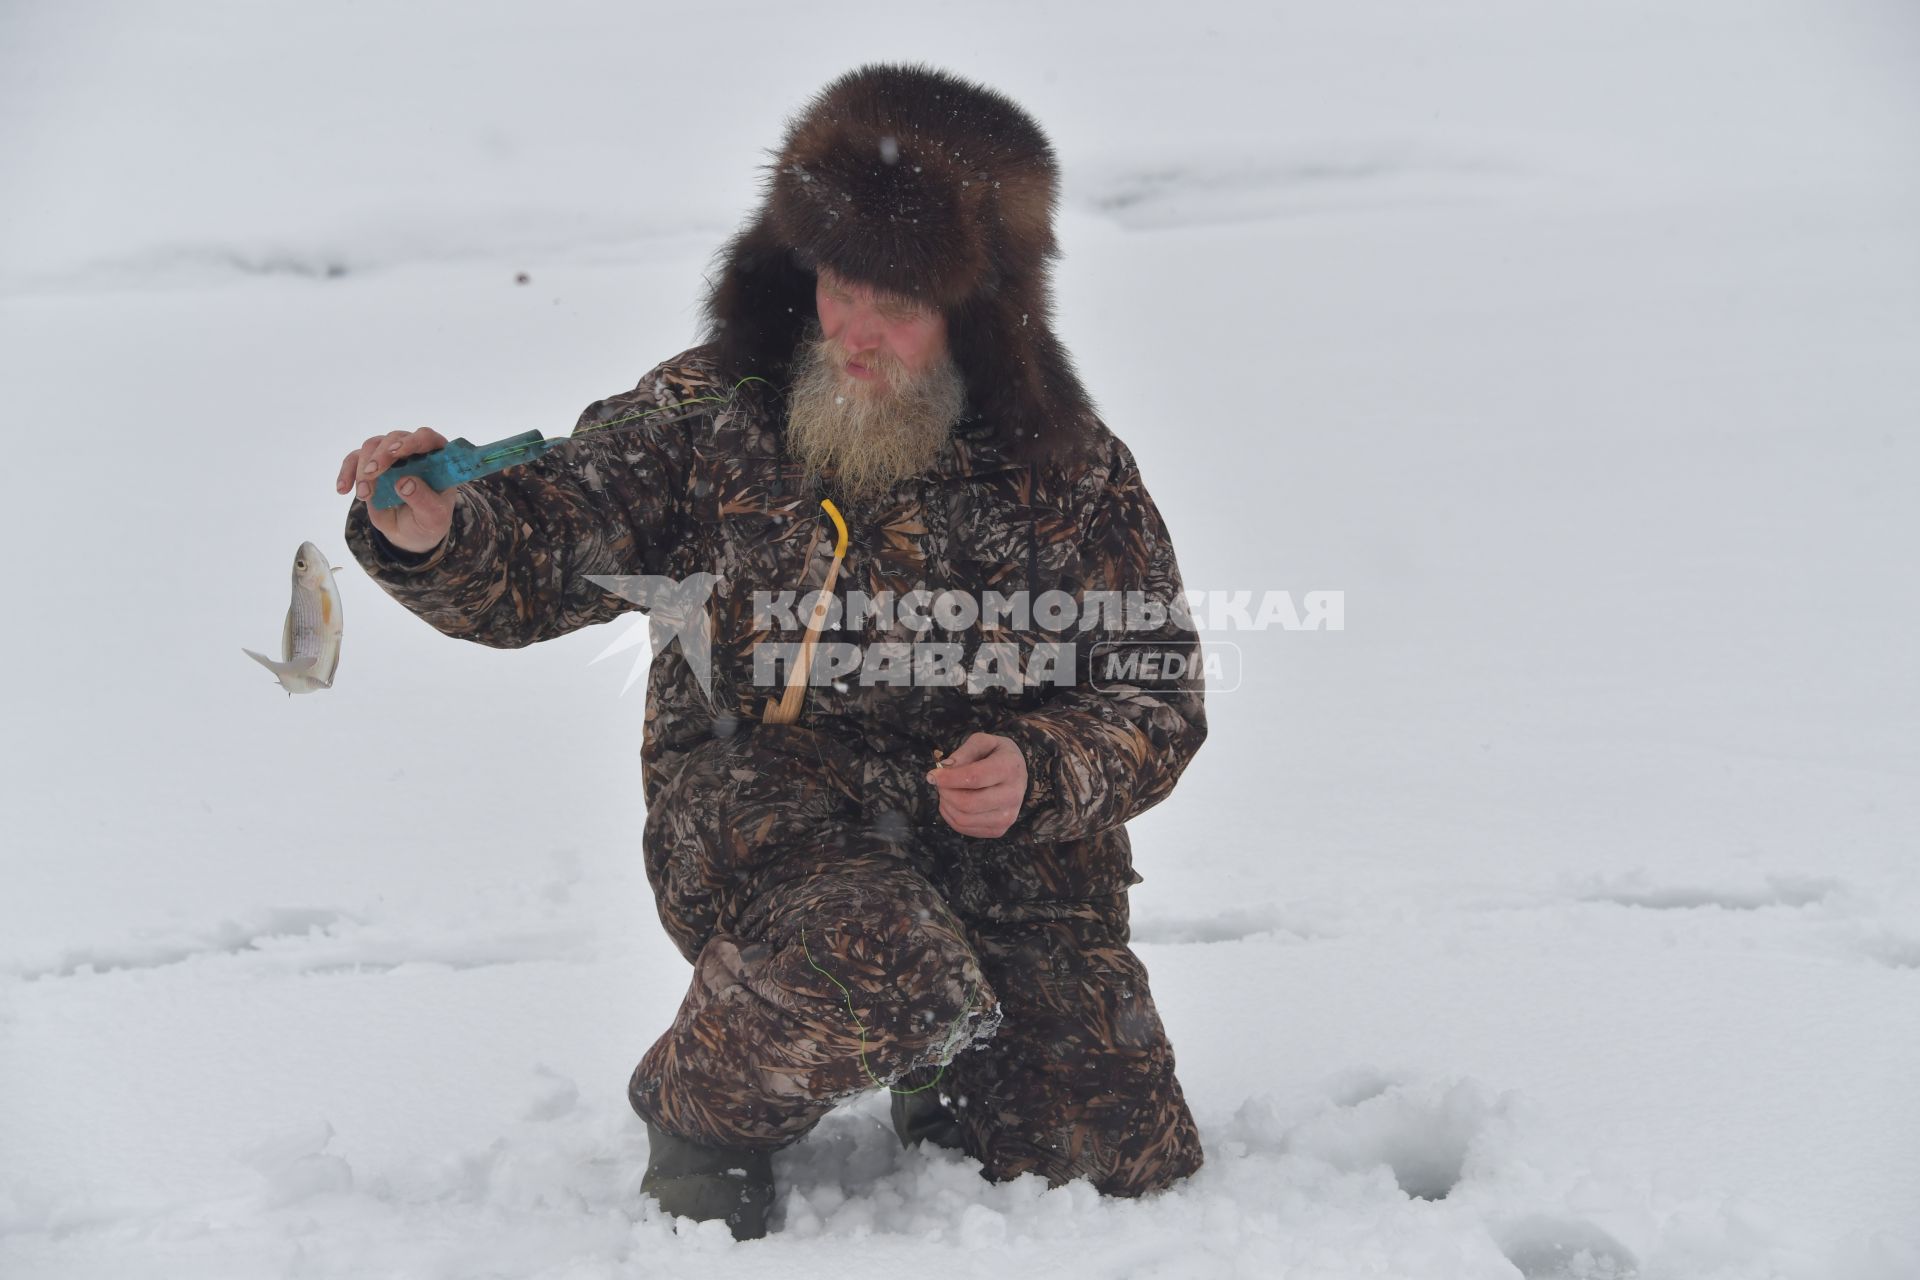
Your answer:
[371,431,557,509]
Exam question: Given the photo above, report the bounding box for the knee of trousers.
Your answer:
[775,872,996,1063]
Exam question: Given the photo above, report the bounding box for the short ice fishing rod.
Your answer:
[367,375,772,509]
[370,432,559,509]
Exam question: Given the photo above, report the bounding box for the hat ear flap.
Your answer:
[945,290,1098,470]
[703,223,817,387]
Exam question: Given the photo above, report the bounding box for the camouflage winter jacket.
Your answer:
[344,345,1206,958]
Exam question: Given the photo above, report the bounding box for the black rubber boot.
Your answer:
[890,1086,965,1152]
[640,1120,775,1241]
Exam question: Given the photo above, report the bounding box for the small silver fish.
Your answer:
[243,541,344,695]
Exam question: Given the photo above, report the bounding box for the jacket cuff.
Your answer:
[344,487,501,584]
[994,719,1058,832]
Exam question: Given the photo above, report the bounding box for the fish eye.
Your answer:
[296,558,306,570]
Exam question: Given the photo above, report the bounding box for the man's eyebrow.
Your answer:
[821,272,925,313]
[876,287,934,314]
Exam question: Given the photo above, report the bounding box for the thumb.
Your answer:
[393,474,456,530]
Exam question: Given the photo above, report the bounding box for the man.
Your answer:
[338,62,1208,1240]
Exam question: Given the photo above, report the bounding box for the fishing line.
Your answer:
[568,374,774,439]
[799,925,980,1097]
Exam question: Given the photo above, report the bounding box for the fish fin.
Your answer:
[244,648,318,675]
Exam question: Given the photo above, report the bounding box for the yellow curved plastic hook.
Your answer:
[763,498,853,726]
[820,498,849,560]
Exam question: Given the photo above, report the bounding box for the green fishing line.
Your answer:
[569,374,773,439]
[800,926,977,1097]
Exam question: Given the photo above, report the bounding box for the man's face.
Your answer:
[784,268,968,502]
[813,266,950,382]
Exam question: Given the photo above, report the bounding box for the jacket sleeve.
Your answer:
[994,440,1209,843]
[342,359,713,649]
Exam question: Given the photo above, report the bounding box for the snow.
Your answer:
[4,1,1919,1277]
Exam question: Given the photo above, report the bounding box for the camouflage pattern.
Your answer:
[343,344,1208,1194]
[925,896,1204,1196]
[629,860,1199,1197]
[629,850,1001,1153]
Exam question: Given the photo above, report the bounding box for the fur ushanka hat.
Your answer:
[700,62,1100,468]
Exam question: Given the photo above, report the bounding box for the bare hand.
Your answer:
[336,428,457,553]
[927,732,1028,839]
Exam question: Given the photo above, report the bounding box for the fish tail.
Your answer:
[243,647,319,693]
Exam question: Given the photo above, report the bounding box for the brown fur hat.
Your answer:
[699,62,1099,468]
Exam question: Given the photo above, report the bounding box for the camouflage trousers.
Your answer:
[628,731,1203,1196]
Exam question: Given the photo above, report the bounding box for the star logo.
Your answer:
[585,573,720,702]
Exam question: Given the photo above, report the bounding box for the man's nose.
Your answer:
[843,309,885,353]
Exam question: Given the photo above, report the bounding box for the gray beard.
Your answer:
[784,320,968,503]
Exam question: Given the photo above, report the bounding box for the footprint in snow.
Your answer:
[1282,1078,1506,1201]
[1496,1214,1639,1278]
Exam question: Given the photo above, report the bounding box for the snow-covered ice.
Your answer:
[4,2,1918,1277]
